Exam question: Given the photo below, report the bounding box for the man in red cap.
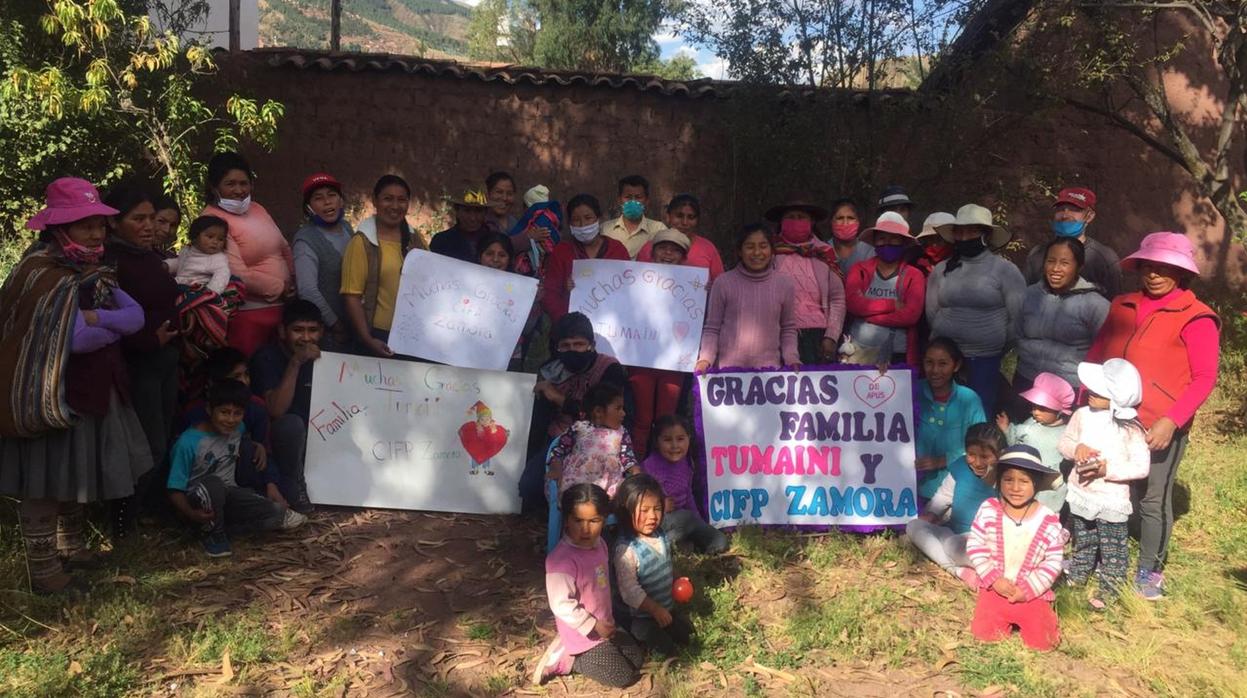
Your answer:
[1024,187,1121,298]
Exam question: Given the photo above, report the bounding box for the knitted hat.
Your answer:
[524,185,550,208]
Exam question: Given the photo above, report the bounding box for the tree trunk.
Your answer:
[331,0,342,52]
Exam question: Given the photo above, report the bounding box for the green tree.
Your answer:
[634,52,702,80]
[0,0,283,256]
[531,0,673,73]
[467,0,538,63]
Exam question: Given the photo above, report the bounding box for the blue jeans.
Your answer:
[964,354,1003,418]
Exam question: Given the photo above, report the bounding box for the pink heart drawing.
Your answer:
[673,321,690,341]
[853,374,896,409]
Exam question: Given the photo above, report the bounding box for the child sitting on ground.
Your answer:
[967,446,1064,651]
[906,423,1006,587]
[613,474,696,656]
[533,483,643,687]
[547,383,640,499]
[180,348,290,510]
[1059,359,1150,608]
[915,337,986,499]
[167,379,306,557]
[995,371,1073,513]
[641,415,728,554]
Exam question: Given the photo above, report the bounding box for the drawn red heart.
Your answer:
[853,374,896,409]
[458,422,509,464]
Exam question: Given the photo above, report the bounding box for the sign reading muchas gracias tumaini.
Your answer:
[304,352,535,514]
[695,367,918,529]
[388,249,538,370]
[568,259,708,372]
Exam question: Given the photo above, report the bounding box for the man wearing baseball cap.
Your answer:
[1023,187,1122,298]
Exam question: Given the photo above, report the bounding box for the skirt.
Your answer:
[0,390,153,503]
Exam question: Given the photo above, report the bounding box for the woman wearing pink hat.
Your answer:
[0,178,153,593]
[202,151,294,356]
[844,212,926,366]
[292,172,354,351]
[1085,232,1221,600]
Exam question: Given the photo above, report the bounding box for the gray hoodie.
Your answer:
[1015,278,1110,387]
[925,251,1026,357]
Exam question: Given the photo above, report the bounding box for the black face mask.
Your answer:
[557,349,596,372]
[952,237,986,258]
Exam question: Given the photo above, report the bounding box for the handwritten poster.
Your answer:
[695,367,918,529]
[569,259,708,372]
[304,352,536,514]
[388,249,538,370]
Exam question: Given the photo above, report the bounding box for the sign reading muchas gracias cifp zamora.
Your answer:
[695,367,918,529]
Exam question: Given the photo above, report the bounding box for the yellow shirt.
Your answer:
[340,235,403,331]
[603,216,665,258]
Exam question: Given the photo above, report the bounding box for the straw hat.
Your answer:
[934,203,1011,249]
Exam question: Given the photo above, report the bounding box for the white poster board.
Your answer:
[305,352,536,514]
[388,249,538,370]
[568,259,708,372]
[695,367,918,529]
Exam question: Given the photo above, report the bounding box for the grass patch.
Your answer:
[168,607,289,667]
[955,641,1063,697]
[0,643,138,698]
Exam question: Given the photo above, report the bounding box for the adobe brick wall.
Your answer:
[208,51,1245,290]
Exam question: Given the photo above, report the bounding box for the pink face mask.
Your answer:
[54,230,104,265]
[779,218,813,244]
[831,221,860,242]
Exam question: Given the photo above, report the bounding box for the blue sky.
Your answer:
[454,1,727,78]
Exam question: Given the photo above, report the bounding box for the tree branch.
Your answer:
[1062,94,1191,171]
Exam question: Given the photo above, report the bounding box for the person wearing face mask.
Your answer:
[202,151,294,357]
[430,188,492,263]
[765,197,845,364]
[0,178,152,594]
[925,204,1025,417]
[827,198,875,276]
[1024,188,1121,299]
[341,175,424,358]
[603,175,665,259]
[521,312,632,516]
[913,212,955,276]
[104,184,182,536]
[540,193,630,323]
[844,212,926,367]
[292,173,354,352]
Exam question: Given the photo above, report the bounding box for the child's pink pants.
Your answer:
[971,589,1059,651]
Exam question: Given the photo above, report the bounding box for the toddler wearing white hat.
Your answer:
[1058,359,1151,608]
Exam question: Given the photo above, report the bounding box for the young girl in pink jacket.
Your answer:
[967,445,1064,651]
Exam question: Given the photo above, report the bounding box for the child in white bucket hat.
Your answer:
[1058,358,1151,608]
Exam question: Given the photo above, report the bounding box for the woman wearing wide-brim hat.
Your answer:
[843,212,926,367]
[1084,232,1220,600]
[925,204,1025,417]
[0,178,153,594]
[765,197,846,364]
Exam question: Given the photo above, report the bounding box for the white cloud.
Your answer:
[697,55,729,80]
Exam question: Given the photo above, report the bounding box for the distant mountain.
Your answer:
[259,0,472,58]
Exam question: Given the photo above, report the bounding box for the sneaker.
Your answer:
[290,496,315,515]
[1136,570,1164,600]
[281,509,308,530]
[202,532,232,558]
[530,637,567,685]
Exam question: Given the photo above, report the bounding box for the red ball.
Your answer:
[672,576,694,604]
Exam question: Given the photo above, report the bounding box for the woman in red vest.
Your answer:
[1085,232,1220,601]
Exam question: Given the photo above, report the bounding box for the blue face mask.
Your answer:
[621,199,645,221]
[1051,219,1085,238]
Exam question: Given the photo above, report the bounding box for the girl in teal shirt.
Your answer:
[915,337,986,499]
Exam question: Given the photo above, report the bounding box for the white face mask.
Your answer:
[570,222,600,243]
[217,195,252,215]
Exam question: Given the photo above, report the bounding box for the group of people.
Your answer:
[0,155,1221,685]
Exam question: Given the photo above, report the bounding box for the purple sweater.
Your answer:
[641,453,696,513]
[698,266,799,369]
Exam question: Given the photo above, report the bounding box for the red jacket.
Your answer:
[843,258,926,365]
[1089,289,1218,429]
[540,237,631,322]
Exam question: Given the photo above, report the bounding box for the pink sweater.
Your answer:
[205,202,293,306]
[545,536,614,656]
[967,498,1064,601]
[773,253,846,337]
[698,266,799,369]
[638,235,724,282]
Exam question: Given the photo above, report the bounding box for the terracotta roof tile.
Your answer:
[243,47,915,102]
